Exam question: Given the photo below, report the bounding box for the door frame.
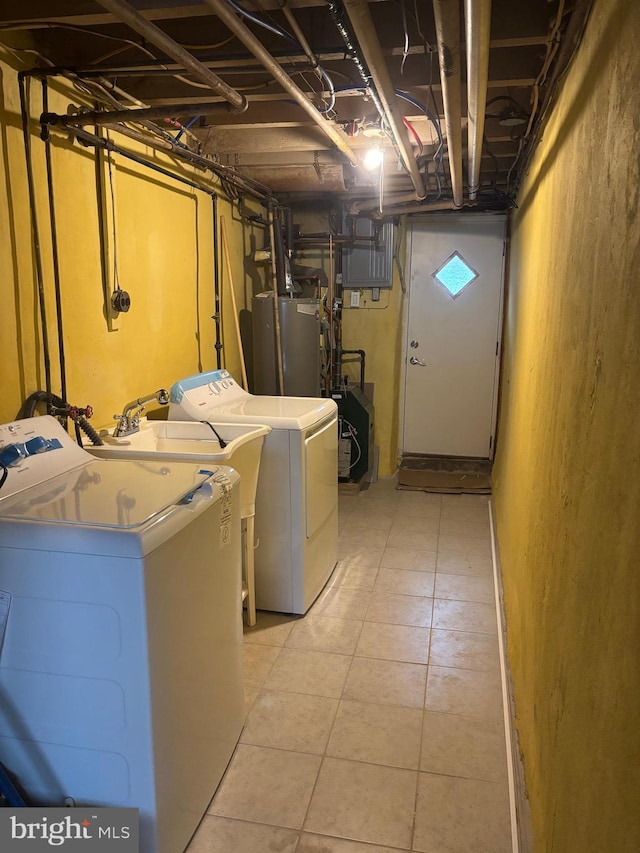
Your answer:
[399,213,507,461]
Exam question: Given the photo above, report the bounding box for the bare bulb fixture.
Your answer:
[363,144,384,171]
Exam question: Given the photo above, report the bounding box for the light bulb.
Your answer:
[363,144,384,171]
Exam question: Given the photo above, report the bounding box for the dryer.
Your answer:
[169,370,338,614]
[0,416,244,853]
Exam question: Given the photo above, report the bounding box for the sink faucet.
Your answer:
[113,389,169,437]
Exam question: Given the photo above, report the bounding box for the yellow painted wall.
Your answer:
[492,1,640,850]
[293,206,405,477]
[0,49,264,428]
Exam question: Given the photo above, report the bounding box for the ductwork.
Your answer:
[341,0,426,200]
[464,0,492,200]
[202,0,359,167]
[432,0,464,207]
[93,0,247,112]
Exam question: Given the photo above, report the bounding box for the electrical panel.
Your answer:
[342,218,394,288]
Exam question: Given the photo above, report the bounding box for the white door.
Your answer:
[403,215,506,458]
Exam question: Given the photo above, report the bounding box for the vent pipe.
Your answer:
[464,0,492,200]
[341,0,426,199]
[432,0,464,207]
[202,0,359,166]
[93,0,247,112]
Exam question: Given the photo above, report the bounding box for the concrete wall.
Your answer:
[0,50,264,427]
[492,1,640,850]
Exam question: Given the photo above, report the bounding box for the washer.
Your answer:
[169,370,338,614]
[0,416,244,853]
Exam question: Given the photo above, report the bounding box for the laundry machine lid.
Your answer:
[0,457,217,530]
[170,370,336,430]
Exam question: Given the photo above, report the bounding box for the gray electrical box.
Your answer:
[342,218,393,288]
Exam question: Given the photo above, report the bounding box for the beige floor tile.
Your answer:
[381,547,437,572]
[339,527,390,550]
[304,757,416,848]
[187,816,299,853]
[413,772,511,853]
[397,493,442,518]
[286,615,363,655]
[432,599,498,634]
[386,529,439,551]
[425,666,503,721]
[389,515,440,536]
[429,629,500,672]
[209,744,321,829]
[421,711,508,782]
[342,657,427,709]
[243,611,298,647]
[330,562,379,592]
[356,622,430,664]
[297,834,403,853]
[438,517,491,539]
[241,690,338,754]
[434,573,494,604]
[440,506,490,525]
[375,568,435,597]
[365,592,433,627]
[242,643,281,689]
[264,647,352,698]
[326,699,423,769]
[336,543,385,568]
[312,586,372,621]
[436,550,493,577]
[244,687,260,720]
[346,510,395,531]
[438,531,492,553]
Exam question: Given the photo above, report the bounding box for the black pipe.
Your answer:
[18,73,52,407]
[41,123,228,371]
[32,73,270,201]
[212,195,222,369]
[41,79,68,410]
[64,125,218,196]
[41,101,238,128]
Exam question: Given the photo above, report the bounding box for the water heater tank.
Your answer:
[252,293,321,396]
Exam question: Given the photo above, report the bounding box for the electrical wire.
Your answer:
[222,0,336,113]
[399,0,410,75]
[200,420,228,448]
[0,463,8,492]
[104,132,122,299]
[402,116,424,155]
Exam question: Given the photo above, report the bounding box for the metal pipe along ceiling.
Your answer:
[342,0,426,200]
[464,0,492,200]
[93,0,247,112]
[202,0,359,167]
[432,0,464,207]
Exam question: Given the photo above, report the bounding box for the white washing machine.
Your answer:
[0,416,244,853]
[169,370,338,614]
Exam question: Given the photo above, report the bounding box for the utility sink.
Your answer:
[87,419,271,519]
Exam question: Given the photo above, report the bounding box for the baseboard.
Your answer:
[489,501,535,853]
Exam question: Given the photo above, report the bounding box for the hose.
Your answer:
[18,391,104,446]
[77,417,104,446]
[19,390,66,418]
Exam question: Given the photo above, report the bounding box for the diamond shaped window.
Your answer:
[432,251,479,298]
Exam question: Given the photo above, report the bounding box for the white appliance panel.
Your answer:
[304,416,338,539]
[0,416,244,853]
[169,371,339,614]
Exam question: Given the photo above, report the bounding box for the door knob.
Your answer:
[409,356,426,366]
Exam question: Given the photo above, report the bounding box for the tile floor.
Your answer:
[187,478,513,853]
